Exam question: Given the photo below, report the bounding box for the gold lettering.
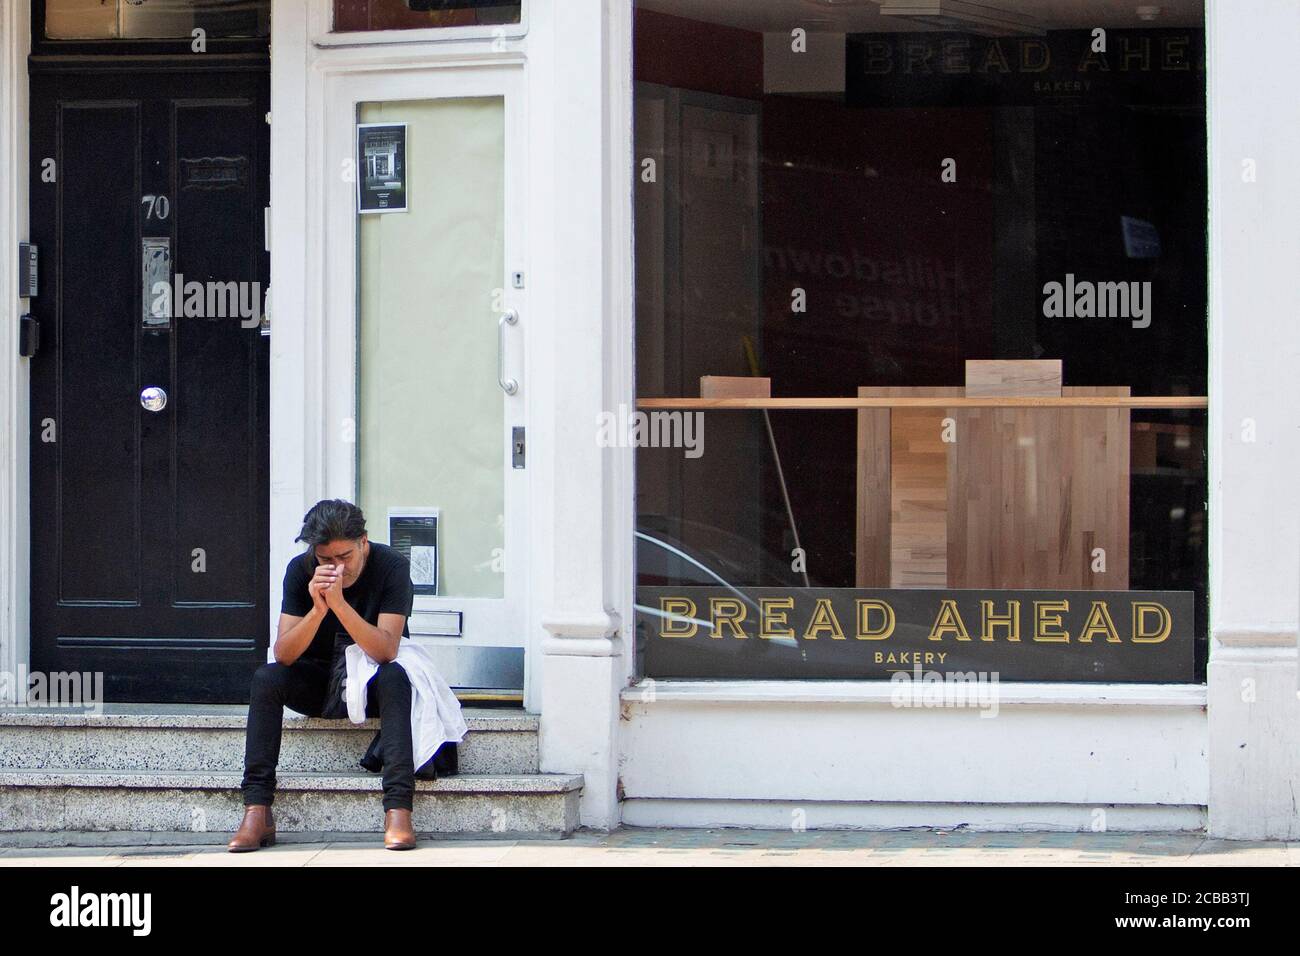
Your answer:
[759,597,795,640]
[979,600,1021,642]
[708,597,747,639]
[1120,36,1150,71]
[904,40,934,74]
[980,39,1011,73]
[1078,601,1121,643]
[928,600,972,642]
[856,599,896,641]
[1021,39,1051,72]
[1033,600,1070,642]
[862,40,893,74]
[659,598,697,638]
[1163,36,1190,71]
[1077,47,1110,73]
[941,38,971,73]
[804,598,846,640]
[1132,602,1172,643]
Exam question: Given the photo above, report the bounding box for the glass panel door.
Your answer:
[354,84,525,694]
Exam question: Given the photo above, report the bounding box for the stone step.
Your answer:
[0,706,538,775]
[0,769,583,838]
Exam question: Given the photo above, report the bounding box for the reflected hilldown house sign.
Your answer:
[636,588,1195,682]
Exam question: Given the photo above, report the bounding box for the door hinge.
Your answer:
[512,426,526,469]
[19,314,39,357]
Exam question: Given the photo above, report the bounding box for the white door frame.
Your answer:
[272,2,635,827]
[274,2,542,705]
[0,0,31,705]
[320,63,529,672]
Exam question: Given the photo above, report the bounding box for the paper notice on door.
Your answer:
[410,546,437,589]
[357,122,408,213]
[389,510,439,595]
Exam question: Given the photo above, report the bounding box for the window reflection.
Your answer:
[333,0,521,32]
[45,0,270,39]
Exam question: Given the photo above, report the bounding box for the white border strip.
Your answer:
[621,680,1208,708]
[621,798,1207,833]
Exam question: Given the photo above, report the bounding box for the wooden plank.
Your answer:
[639,396,1207,409]
[699,375,771,398]
[947,380,1130,590]
[1063,386,1130,589]
[890,405,951,588]
[855,388,891,588]
[855,387,962,588]
[964,359,1062,397]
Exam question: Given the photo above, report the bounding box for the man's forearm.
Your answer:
[333,601,398,663]
[274,607,325,664]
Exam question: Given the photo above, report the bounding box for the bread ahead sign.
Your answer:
[637,588,1194,682]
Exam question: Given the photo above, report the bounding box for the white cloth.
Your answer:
[343,639,468,772]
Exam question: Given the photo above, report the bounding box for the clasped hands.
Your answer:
[308,562,347,613]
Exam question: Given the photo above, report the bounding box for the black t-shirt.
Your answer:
[280,541,414,663]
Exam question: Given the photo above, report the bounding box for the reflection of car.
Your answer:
[635,516,811,673]
[636,515,815,589]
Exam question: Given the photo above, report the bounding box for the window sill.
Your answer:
[315,25,526,48]
[620,679,1207,709]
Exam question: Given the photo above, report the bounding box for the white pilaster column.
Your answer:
[533,0,634,830]
[267,0,316,653]
[1206,0,1300,840]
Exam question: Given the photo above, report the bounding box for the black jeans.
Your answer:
[241,656,416,812]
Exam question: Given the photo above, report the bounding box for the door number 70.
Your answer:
[141,195,171,221]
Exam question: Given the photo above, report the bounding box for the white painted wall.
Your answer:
[620,683,1207,830]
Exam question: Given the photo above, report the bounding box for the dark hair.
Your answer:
[295,499,368,547]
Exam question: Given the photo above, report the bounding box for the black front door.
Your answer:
[28,64,270,702]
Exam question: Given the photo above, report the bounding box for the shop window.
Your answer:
[44,0,269,38]
[333,0,521,32]
[633,1,1208,684]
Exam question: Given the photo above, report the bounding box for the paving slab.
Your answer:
[0,828,1291,866]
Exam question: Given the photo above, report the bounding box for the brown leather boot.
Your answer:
[228,805,276,852]
[383,808,417,850]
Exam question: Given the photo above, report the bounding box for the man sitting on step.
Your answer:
[230,498,422,852]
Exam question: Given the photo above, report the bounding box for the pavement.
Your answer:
[0,828,1295,866]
